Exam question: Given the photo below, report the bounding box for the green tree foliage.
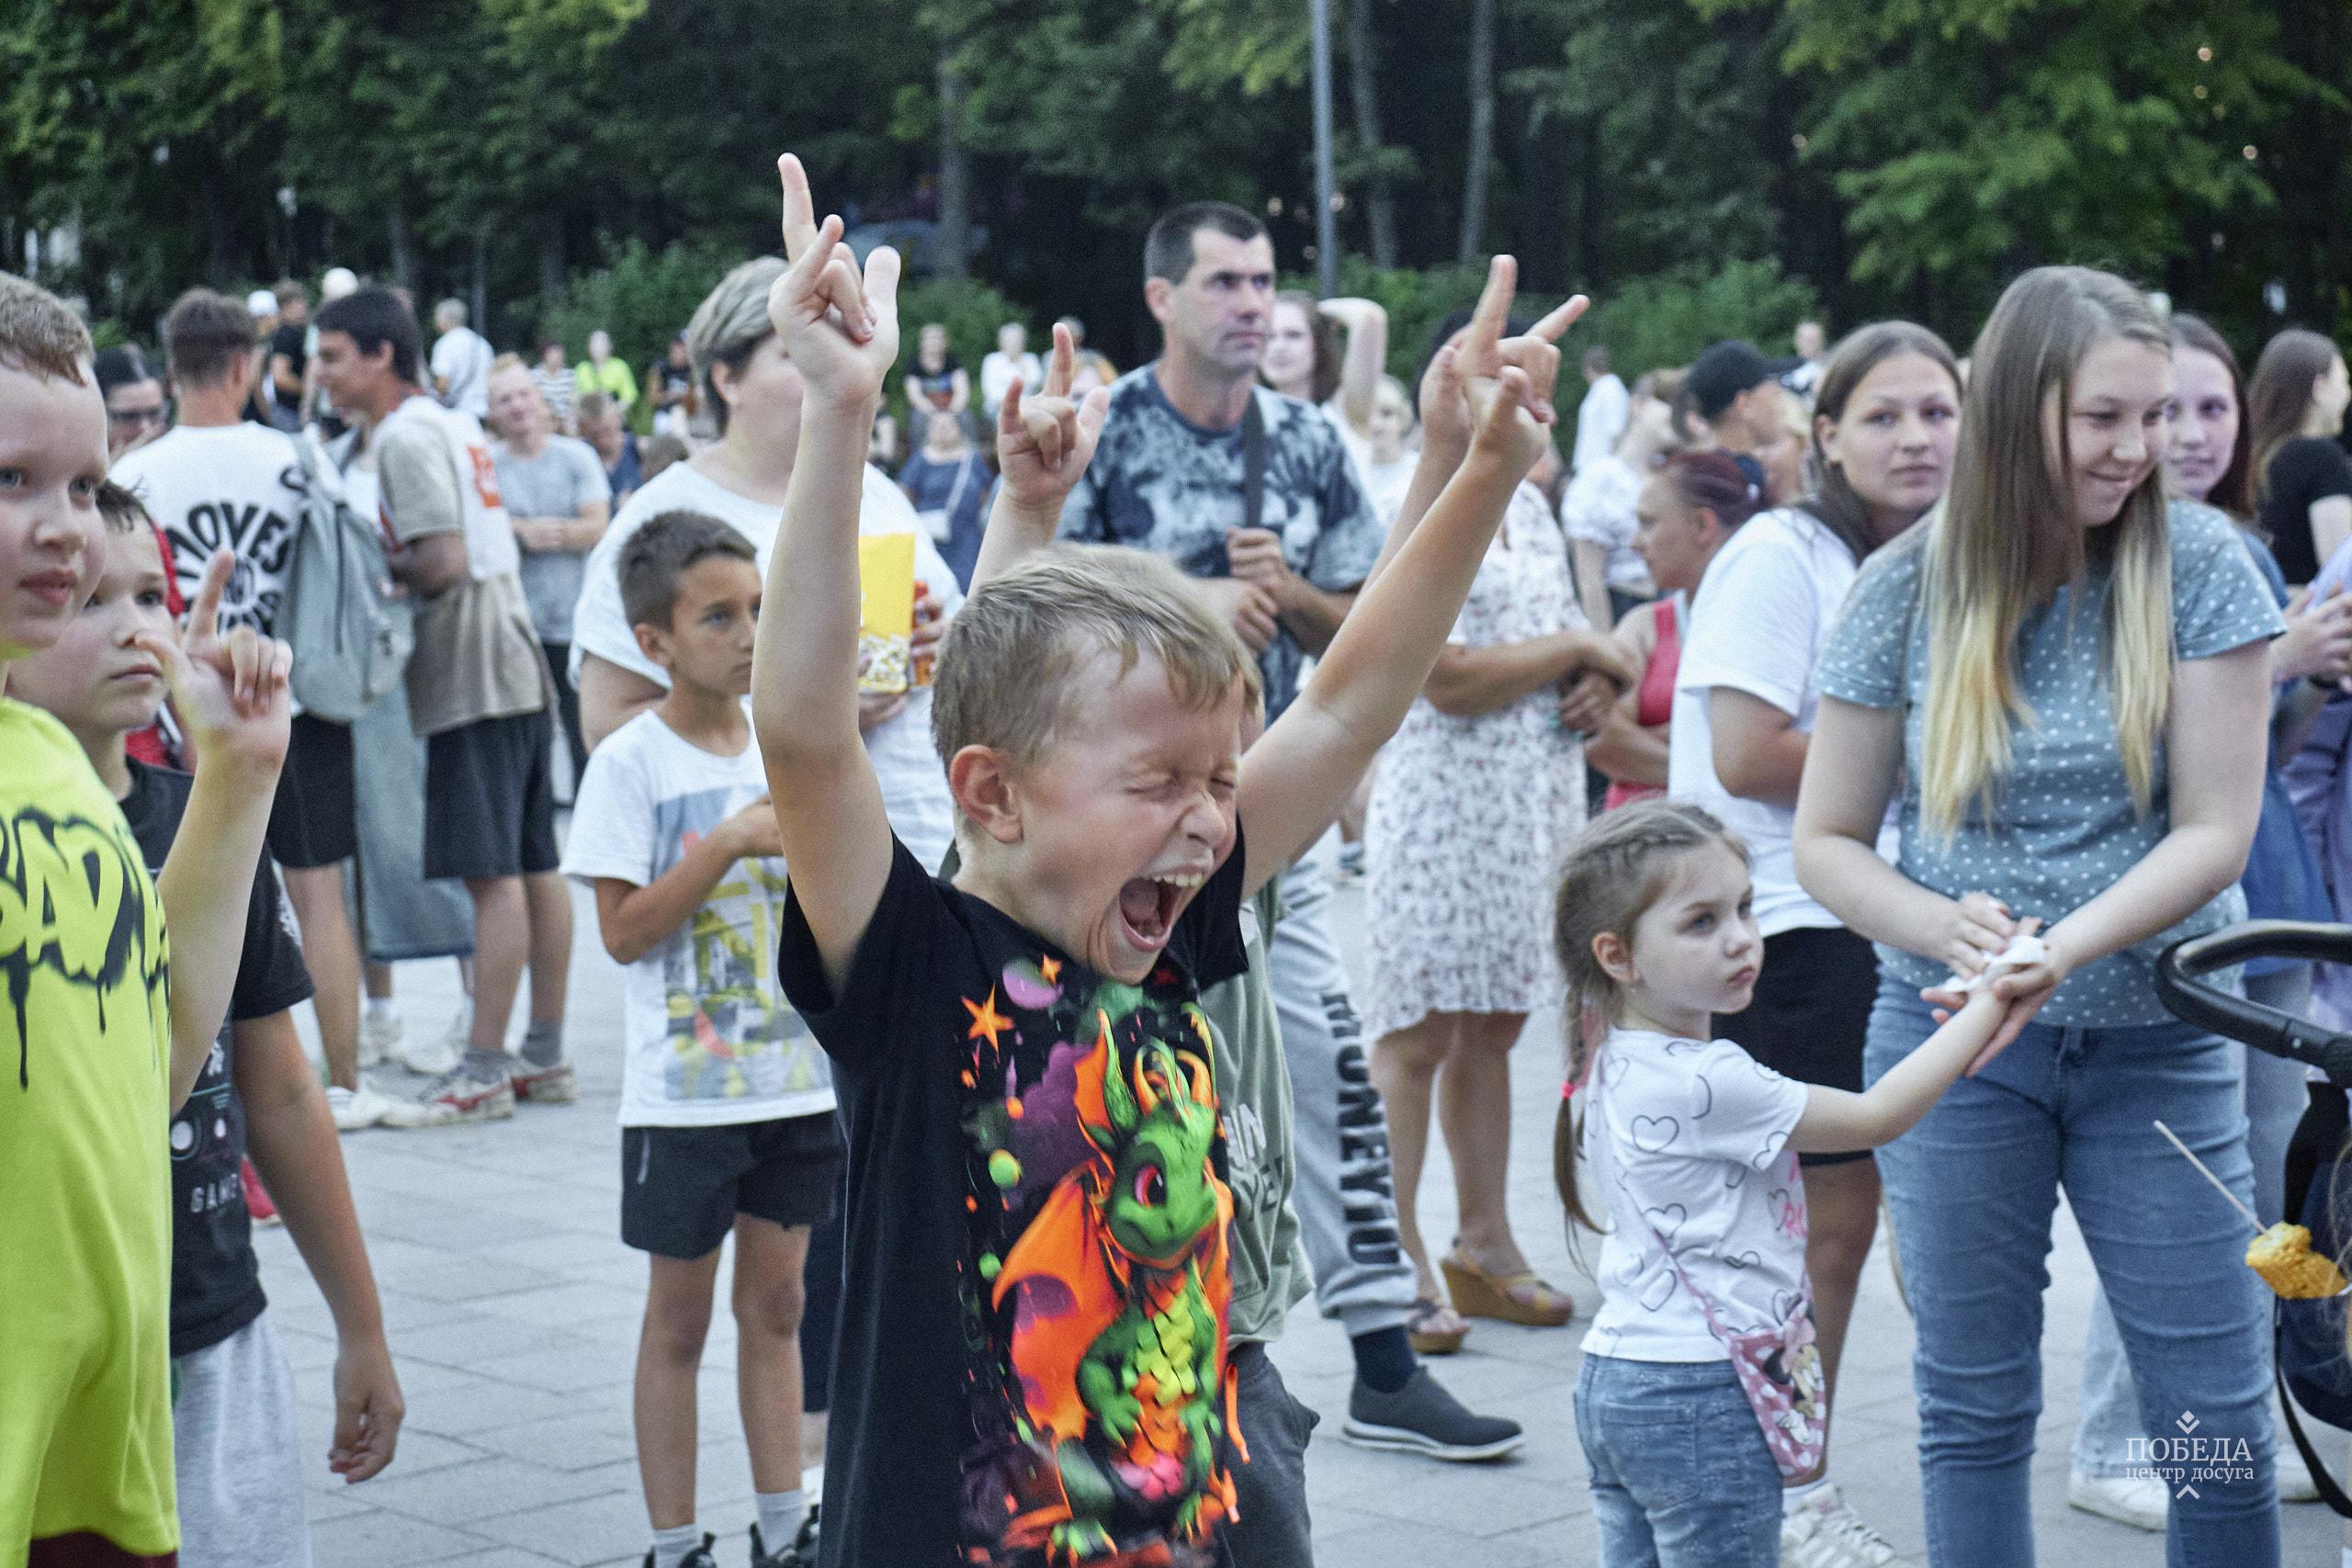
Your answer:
[6,0,2347,366]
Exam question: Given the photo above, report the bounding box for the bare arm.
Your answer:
[235,1010,401,1482]
[2313,495,2352,574]
[591,803,777,964]
[1792,987,2006,1152]
[1322,298,1388,433]
[1708,687,1809,807]
[749,156,903,994]
[384,531,469,597]
[1238,260,1588,893]
[1571,538,1614,633]
[578,653,666,752]
[1424,628,1617,717]
[1272,581,1353,656]
[1584,710,1669,787]
[148,554,290,1110]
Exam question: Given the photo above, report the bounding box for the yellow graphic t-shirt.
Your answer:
[0,699,176,1559]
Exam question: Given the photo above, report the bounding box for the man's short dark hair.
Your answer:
[315,288,423,384]
[1144,202,1268,287]
[273,279,309,310]
[1582,345,1611,376]
[163,288,259,389]
[620,511,756,631]
[0,271,94,385]
[95,344,156,400]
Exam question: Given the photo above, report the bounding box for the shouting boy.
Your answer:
[750,159,1579,1566]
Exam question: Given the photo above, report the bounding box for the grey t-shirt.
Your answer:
[493,434,608,643]
[1057,367,1384,718]
[1815,500,2281,1025]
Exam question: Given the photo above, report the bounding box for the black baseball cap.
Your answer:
[1688,339,1801,420]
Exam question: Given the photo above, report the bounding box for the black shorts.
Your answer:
[265,714,358,870]
[423,710,558,881]
[1714,924,1878,1168]
[621,1115,845,1259]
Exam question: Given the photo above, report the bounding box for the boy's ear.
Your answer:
[947,744,1024,846]
[1591,931,1639,988]
[631,618,672,671]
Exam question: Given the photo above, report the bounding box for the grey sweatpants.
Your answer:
[172,1312,313,1568]
[1270,853,1416,1338]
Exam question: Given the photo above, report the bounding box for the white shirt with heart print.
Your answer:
[1579,1028,1812,1362]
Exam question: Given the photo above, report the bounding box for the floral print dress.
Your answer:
[1364,482,1587,1039]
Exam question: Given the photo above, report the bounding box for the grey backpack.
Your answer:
[279,432,413,722]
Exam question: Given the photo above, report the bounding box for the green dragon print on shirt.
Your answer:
[958,955,1241,1568]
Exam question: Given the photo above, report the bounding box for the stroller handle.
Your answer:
[2156,920,2352,1080]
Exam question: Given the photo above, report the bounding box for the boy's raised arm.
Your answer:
[145,551,293,1111]
[749,154,902,992]
[967,323,1109,592]
[1238,258,1588,896]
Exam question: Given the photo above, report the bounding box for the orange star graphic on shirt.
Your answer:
[964,987,1013,1048]
[1039,956,1062,984]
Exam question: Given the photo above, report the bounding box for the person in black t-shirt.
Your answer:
[2247,327,2352,582]
[7,502,407,1556]
[756,154,1583,1567]
[265,279,311,433]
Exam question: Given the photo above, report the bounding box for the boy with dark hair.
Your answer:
[561,509,833,1568]
[11,492,406,1563]
[314,287,573,1123]
[752,157,1579,1567]
[0,269,292,1565]
[118,287,395,1134]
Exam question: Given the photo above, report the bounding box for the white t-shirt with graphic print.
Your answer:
[1581,1028,1811,1363]
[560,709,834,1128]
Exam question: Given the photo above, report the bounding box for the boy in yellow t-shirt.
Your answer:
[0,272,292,1565]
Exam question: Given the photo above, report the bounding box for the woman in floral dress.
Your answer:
[1366,475,1633,1350]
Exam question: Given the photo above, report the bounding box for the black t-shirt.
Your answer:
[778,832,1250,1568]
[267,321,308,413]
[2260,436,2352,582]
[119,761,313,1357]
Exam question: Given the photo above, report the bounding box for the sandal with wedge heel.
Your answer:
[1441,1250,1576,1327]
[1407,1295,1469,1355]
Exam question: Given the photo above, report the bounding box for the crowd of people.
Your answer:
[8,140,2352,1568]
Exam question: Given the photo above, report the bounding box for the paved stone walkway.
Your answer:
[265,873,2342,1565]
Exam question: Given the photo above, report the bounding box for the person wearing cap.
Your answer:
[1686,338,1796,505]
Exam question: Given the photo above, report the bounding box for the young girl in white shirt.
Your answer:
[1554,801,2019,1566]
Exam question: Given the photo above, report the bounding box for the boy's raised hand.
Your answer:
[995,321,1111,513]
[766,153,900,407]
[1452,256,1588,478]
[144,548,291,777]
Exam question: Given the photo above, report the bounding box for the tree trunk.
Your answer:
[1457,0,1496,267]
[537,212,568,305]
[935,39,971,281]
[1344,0,1397,269]
[387,194,416,299]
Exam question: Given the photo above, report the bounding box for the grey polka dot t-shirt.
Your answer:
[1815,500,2283,1026]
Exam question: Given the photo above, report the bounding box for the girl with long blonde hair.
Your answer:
[1792,266,2287,1564]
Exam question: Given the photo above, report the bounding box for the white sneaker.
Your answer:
[1781,1483,1898,1567]
[397,1005,467,1077]
[328,1082,458,1132]
[2276,1441,2323,1504]
[357,1007,401,1068]
[2066,1469,2167,1532]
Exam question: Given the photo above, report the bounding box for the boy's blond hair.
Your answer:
[0,272,94,384]
[933,545,1262,766]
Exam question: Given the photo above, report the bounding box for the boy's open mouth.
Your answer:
[1116,870,1206,952]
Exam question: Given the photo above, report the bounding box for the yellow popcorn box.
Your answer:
[857,532,917,694]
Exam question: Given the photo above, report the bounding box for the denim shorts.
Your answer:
[1573,1353,1780,1567]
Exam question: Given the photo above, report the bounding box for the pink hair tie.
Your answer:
[1561,1076,1578,1100]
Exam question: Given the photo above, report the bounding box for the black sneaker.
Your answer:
[751,1506,819,1568]
[1340,1369,1523,1461]
[642,1533,718,1568]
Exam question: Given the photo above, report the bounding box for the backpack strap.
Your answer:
[1240,392,1267,535]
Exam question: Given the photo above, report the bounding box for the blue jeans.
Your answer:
[1573,1355,1780,1568]
[1865,977,2278,1567]
[2074,964,2314,1479]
